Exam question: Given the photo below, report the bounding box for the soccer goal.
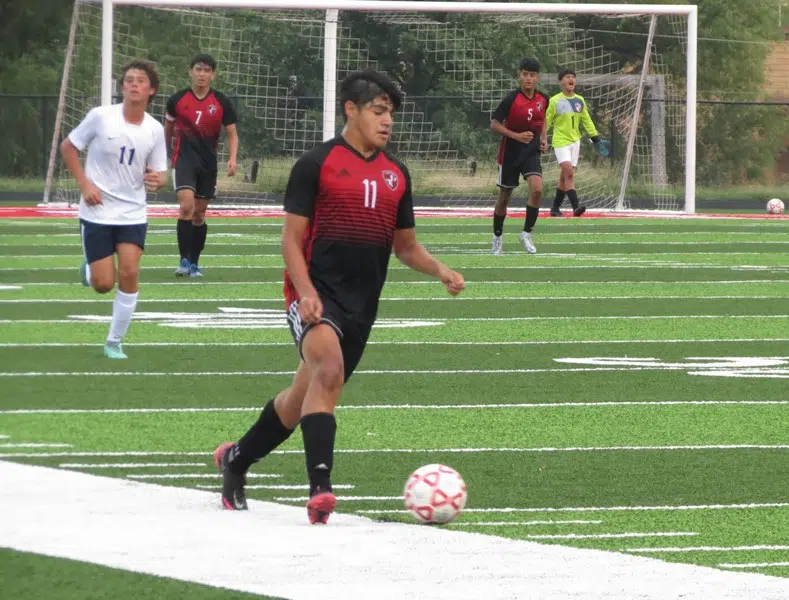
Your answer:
[44,0,697,212]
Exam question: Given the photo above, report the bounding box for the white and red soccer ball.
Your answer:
[767,198,784,215]
[403,463,467,524]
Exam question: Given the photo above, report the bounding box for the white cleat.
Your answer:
[519,231,537,254]
[491,235,503,256]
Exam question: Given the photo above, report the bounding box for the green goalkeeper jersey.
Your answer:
[544,92,599,149]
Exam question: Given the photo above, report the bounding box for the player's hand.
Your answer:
[439,267,465,296]
[513,131,534,144]
[539,137,548,153]
[227,159,237,177]
[80,180,102,205]
[298,293,323,324]
[143,167,164,192]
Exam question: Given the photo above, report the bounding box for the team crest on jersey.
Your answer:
[537,102,543,111]
[207,104,217,116]
[382,170,399,191]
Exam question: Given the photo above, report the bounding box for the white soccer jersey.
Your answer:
[68,103,167,225]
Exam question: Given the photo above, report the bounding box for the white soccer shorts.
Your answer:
[554,140,581,167]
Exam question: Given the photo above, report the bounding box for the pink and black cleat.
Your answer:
[214,442,248,511]
[306,490,336,525]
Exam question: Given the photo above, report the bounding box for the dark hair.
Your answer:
[339,70,403,122]
[190,53,217,71]
[121,59,160,101]
[558,68,576,81]
[519,57,540,73]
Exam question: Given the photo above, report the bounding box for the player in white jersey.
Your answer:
[60,59,168,359]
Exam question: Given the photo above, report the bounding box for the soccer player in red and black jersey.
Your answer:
[212,70,465,523]
[489,57,549,255]
[164,54,239,278]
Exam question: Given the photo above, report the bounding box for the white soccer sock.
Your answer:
[106,290,138,344]
[85,262,92,285]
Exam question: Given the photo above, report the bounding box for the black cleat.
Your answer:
[213,442,248,510]
[573,206,587,217]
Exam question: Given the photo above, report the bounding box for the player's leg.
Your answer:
[174,164,198,276]
[563,141,586,217]
[215,363,310,510]
[519,162,542,254]
[551,145,572,216]
[80,220,116,294]
[493,163,518,255]
[188,172,214,277]
[104,226,146,359]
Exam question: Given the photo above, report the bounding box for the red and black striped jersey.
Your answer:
[492,89,548,166]
[283,137,415,322]
[165,88,237,168]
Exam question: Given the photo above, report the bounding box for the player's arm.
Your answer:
[144,125,169,192]
[60,108,101,205]
[490,92,532,144]
[220,93,239,177]
[580,98,601,143]
[164,93,178,151]
[392,169,463,296]
[281,154,322,322]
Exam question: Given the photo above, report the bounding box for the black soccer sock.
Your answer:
[176,219,192,261]
[552,189,566,211]
[227,398,294,475]
[300,412,336,495]
[567,189,580,210]
[524,205,539,233]
[190,223,208,265]
[493,213,506,237]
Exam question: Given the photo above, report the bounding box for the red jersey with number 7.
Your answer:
[282,137,415,322]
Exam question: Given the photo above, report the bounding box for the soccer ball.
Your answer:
[403,463,467,524]
[767,198,785,215]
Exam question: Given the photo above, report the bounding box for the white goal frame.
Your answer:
[95,0,697,212]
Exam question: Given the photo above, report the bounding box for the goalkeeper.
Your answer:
[543,68,607,217]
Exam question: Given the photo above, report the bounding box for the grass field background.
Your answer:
[1,213,789,596]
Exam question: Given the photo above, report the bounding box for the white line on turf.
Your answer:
[196,484,356,491]
[3,241,789,247]
[1,338,788,348]
[2,399,786,415]
[126,473,281,480]
[61,462,208,468]
[719,562,789,569]
[448,520,603,527]
[356,503,789,515]
[626,546,789,553]
[1,264,783,271]
[526,532,699,540]
[0,443,72,448]
[275,495,404,502]
[6,252,786,259]
[0,285,22,290]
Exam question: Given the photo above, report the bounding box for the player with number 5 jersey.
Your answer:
[212,70,465,524]
[60,59,168,359]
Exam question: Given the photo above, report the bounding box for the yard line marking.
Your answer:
[626,546,789,553]
[2,400,788,415]
[9,231,786,238]
[356,502,789,515]
[0,285,22,290]
[3,240,789,247]
[0,295,785,304]
[0,435,8,439]
[195,484,355,491]
[525,532,699,540]
[719,562,789,569]
[448,520,603,527]
[275,495,403,502]
[0,443,72,448]
[2,338,789,348]
[60,462,208,469]
[126,473,282,480]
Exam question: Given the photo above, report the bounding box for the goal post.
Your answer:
[46,0,697,212]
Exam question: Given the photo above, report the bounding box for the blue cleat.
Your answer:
[189,263,203,278]
[175,257,190,277]
[79,261,90,287]
[104,342,127,360]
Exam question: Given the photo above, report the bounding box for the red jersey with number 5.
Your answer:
[492,89,548,166]
[165,88,237,168]
[282,137,415,322]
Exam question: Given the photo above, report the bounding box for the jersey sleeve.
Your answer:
[165,92,179,122]
[579,96,599,138]
[491,91,517,123]
[283,152,321,218]
[396,164,415,229]
[67,108,100,151]
[218,93,238,126]
[147,124,169,172]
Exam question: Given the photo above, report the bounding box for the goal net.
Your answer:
[45,0,695,212]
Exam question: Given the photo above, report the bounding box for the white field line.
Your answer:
[3,399,787,415]
[448,520,603,527]
[0,443,72,448]
[125,473,282,480]
[60,462,208,468]
[524,532,699,540]
[9,231,787,238]
[0,435,8,439]
[720,562,789,569]
[4,241,789,247]
[196,484,356,491]
[1,338,788,348]
[626,546,789,553]
[356,502,789,515]
[275,495,403,502]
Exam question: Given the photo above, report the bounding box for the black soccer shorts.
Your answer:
[80,219,147,264]
[286,297,372,383]
[497,154,542,189]
[173,158,218,200]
